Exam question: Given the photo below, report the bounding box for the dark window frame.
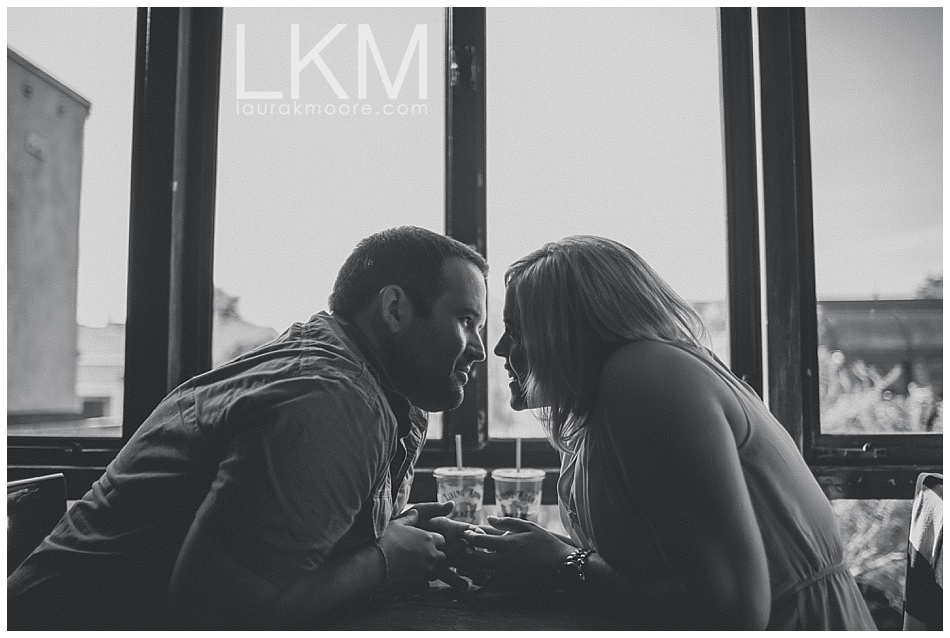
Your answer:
[720,8,942,500]
[414,8,561,501]
[8,8,224,497]
[9,7,941,501]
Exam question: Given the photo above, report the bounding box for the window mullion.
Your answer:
[167,8,223,389]
[123,8,181,440]
[786,8,822,460]
[756,7,818,451]
[443,7,487,451]
[718,8,764,397]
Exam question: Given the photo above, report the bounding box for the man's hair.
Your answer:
[329,226,488,319]
[504,235,709,453]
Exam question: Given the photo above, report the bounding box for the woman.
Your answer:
[462,236,875,630]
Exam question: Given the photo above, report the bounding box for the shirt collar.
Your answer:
[327,313,404,399]
[328,312,427,439]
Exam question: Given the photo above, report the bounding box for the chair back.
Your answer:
[7,473,67,576]
[902,472,943,630]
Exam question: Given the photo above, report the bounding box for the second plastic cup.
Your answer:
[433,466,487,524]
[491,468,546,522]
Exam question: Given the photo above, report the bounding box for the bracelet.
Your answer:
[373,540,389,590]
[556,548,594,593]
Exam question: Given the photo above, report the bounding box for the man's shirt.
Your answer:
[8,311,427,628]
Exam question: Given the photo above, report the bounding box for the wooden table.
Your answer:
[321,581,634,631]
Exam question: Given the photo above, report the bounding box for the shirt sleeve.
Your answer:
[197,377,393,590]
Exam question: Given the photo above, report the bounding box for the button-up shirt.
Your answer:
[8,311,427,626]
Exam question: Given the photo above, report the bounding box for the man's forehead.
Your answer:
[440,257,485,285]
[436,258,486,306]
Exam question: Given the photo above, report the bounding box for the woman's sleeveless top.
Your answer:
[557,342,876,630]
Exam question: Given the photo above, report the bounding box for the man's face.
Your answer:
[390,257,487,411]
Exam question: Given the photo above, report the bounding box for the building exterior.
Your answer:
[70,290,278,430]
[7,48,90,421]
[76,322,125,422]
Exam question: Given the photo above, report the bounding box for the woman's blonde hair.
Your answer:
[505,235,709,453]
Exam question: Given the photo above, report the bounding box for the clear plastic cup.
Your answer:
[433,466,487,524]
[491,468,546,522]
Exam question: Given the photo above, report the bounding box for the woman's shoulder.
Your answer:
[595,340,747,455]
[597,340,748,444]
[599,340,715,395]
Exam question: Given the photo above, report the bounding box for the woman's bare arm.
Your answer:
[595,341,770,629]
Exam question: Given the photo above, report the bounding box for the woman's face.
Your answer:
[493,283,530,411]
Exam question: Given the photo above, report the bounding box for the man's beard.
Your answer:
[388,336,465,412]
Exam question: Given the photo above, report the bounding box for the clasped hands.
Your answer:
[378,502,575,593]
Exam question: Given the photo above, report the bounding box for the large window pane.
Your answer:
[807,8,943,435]
[486,8,729,438]
[7,8,135,438]
[213,8,446,436]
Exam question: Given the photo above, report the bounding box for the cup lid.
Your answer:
[491,468,546,480]
[433,466,487,478]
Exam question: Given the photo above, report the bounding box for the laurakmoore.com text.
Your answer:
[235,101,429,116]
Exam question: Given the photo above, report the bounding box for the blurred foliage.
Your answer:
[833,498,909,629]
[915,274,943,300]
[214,287,241,320]
[821,346,941,627]
[819,347,942,434]
[212,288,279,368]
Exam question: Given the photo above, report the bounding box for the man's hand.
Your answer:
[400,502,476,590]
[405,503,478,551]
[377,509,447,593]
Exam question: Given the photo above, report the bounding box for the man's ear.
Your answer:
[378,285,414,333]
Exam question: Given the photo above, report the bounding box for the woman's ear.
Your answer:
[378,285,413,333]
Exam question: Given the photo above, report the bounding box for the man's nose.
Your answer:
[469,330,487,362]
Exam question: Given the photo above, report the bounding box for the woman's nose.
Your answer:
[493,334,508,358]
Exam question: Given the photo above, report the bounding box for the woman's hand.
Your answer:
[457,516,576,590]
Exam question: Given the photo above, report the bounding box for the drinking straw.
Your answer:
[516,437,522,471]
[455,434,463,469]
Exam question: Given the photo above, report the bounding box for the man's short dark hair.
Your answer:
[329,226,488,319]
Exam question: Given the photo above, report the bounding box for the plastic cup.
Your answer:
[433,467,487,524]
[491,468,546,522]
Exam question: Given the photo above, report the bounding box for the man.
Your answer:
[8,226,488,629]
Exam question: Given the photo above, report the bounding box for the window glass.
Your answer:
[807,8,942,435]
[214,8,446,437]
[7,8,135,438]
[486,8,729,438]
[831,499,912,630]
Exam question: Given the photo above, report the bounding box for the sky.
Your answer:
[7,6,944,333]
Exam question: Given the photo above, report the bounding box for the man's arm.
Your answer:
[170,503,445,629]
[167,387,442,628]
[169,492,381,629]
